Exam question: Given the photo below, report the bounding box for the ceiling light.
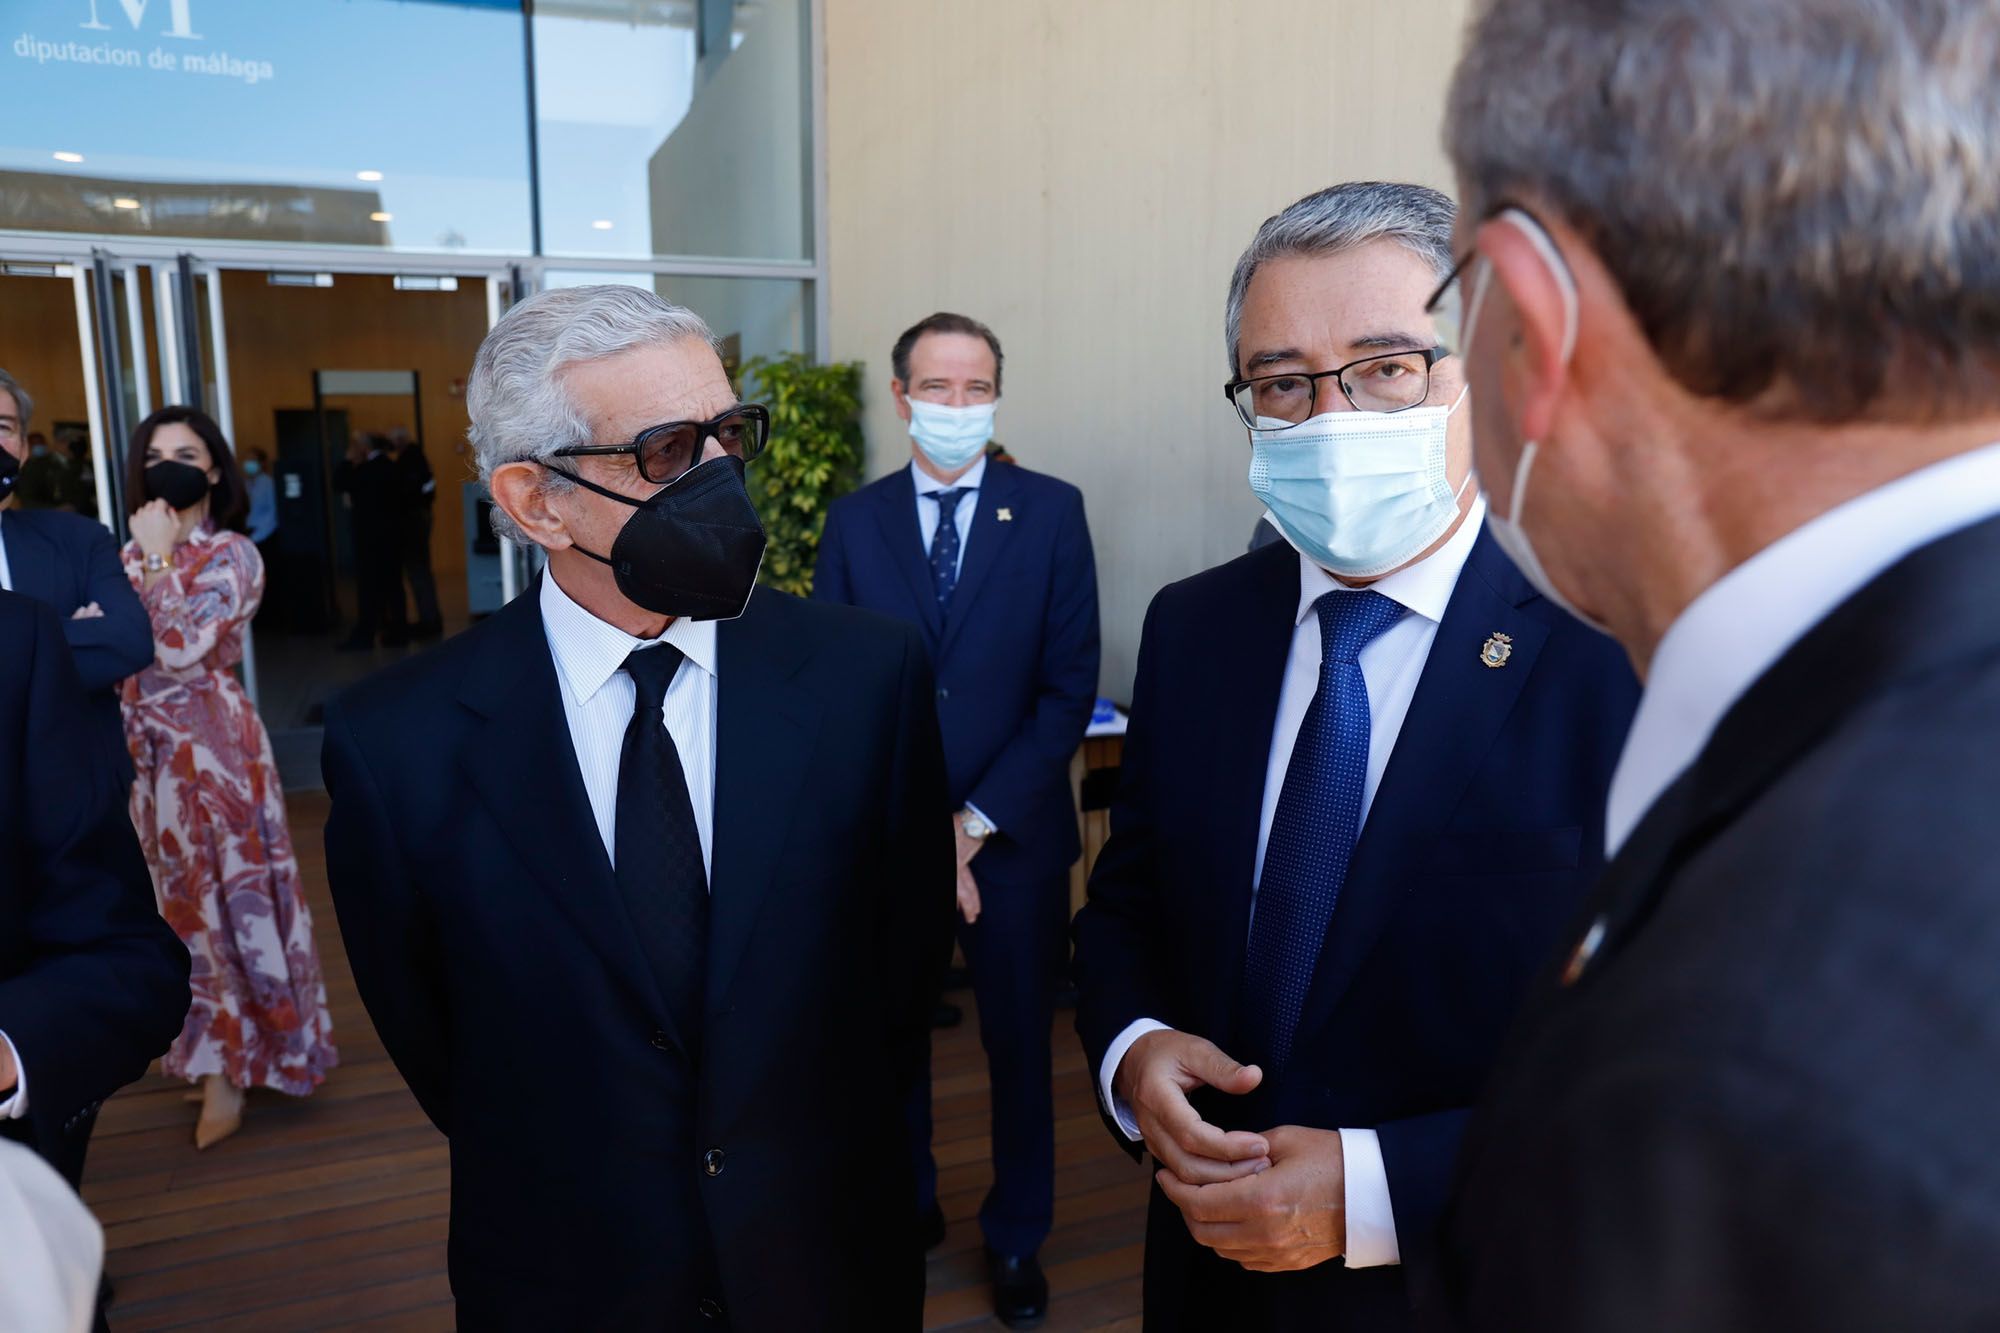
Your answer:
[370,211,393,222]
[112,197,142,210]
[591,219,615,230]
[53,151,84,163]
[267,271,335,288]
[393,275,459,292]
[356,170,384,182]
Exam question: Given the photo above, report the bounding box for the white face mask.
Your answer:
[1464,210,1610,634]
[907,398,996,472]
[1247,385,1473,580]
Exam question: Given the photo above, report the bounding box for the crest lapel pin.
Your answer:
[997,508,1014,522]
[1480,632,1514,668]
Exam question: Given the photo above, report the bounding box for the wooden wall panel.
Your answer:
[0,271,92,436]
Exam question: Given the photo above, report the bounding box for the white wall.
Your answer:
[825,0,1470,695]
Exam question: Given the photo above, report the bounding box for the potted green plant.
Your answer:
[739,353,866,596]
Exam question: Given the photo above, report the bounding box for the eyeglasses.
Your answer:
[1224,348,1448,430]
[550,403,770,485]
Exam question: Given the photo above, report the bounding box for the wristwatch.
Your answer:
[143,551,173,573]
[959,811,993,842]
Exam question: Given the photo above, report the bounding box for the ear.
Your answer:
[490,461,574,551]
[890,379,913,426]
[1476,215,1576,445]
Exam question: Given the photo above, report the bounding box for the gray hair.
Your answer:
[0,368,34,428]
[1445,0,2000,421]
[1224,182,1457,374]
[467,284,715,544]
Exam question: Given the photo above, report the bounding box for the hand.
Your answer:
[71,601,104,619]
[1156,1125,1346,1272]
[1113,1029,1269,1184]
[129,498,180,558]
[0,1039,15,1096]
[953,813,985,924]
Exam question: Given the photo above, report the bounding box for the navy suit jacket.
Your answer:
[1072,528,1639,1332]
[322,582,954,1330]
[814,461,1100,883]
[0,592,189,1186]
[1,507,154,784]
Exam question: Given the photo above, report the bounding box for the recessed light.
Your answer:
[591,219,615,231]
[370,211,393,222]
[53,151,84,163]
[113,197,141,210]
[356,170,384,182]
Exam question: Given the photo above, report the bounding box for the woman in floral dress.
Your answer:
[120,406,336,1149]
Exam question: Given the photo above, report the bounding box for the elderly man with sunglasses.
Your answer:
[1070,182,1638,1332]
[321,286,954,1331]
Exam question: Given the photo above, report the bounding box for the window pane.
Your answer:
[532,0,811,262]
[540,271,811,375]
[0,0,532,252]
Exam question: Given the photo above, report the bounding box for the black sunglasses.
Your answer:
[550,403,771,486]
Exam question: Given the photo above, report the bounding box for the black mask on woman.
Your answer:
[144,459,213,511]
[554,454,767,621]
[0,449,17,503]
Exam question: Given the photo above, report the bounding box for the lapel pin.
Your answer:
[1480,631,1514,668]
[1560,916,1607,987]
[997,508,1014,522]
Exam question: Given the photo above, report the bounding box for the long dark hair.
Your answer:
[126,406,248,533]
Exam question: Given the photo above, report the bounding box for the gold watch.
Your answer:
[143,551,173,573]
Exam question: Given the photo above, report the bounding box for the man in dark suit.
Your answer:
[814,311,1101,1326]
[1429,3,2000,1327]
[1070,182,1639,1332]
[0,370,153,786]
[323,285,954,1330]
[333,432,408,651]
[0,591,191,1190]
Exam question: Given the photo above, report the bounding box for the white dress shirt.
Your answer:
[539,570,719,876]
[912,453,986,581]
[0,1139,102,1333]
[0,509,13,591]
[1606,441,2000,858]
[1,515,20,1117]
[1100,497,1488,1269]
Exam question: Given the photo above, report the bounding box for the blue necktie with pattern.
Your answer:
[927,487,971,608]
[1240,589,1407,1072]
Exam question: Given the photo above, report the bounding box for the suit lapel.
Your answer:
[707,588,824,1012]
[870,469,944,642]
[1293,525,1551,1040]
[1196,543,1303,1045]
[937,462,1021,659]
[455,585,677,1031]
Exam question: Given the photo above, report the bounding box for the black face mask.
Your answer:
[556,454,767,621]
[144,460,212,511]
[0,449,17,503]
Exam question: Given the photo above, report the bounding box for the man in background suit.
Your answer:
[1433,2,2000,1327]
[1071,182,1638,1331]
[0,369,153,787]
[334,432,408,651]
[1,591,191,1191]
[815,311,1100,1327]
[324,286,953,1329]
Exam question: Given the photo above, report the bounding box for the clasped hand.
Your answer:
[1116,1029,1346,1273]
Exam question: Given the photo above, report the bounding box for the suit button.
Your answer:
[650,1029,672,1051]
[937,686,950,700]
[702,1147,725,1177]
[698,1297,725,1320]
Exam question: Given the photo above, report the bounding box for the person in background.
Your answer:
[0,1137,104,1333]
[815,311,1101,1328]
[243,445,281,627]
[389,427,443,639]
[1071,182,1638,1332]
[0,369,152,794]
[1434,2,2000,1327]
[334,431,408,651]
[62,435,96,518]
[120,406,337,1150]
[14,431,73,511]
[1,589,190,1193]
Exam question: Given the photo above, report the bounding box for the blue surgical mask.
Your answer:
[908,399,996,472]
[1248,386,1473,579]
[29,444,48,458]
[243,460,262,477]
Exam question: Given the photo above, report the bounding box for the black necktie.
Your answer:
[927,487,971,608]
[614,645,708,1050]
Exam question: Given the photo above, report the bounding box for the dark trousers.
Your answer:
[351,527,407,646]
[910,865,1068,1258]
[401,509,441,628]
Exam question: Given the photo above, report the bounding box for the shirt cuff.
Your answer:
[1099,1018,1171,1140]
[0,1030,27,1119]
[964,803,1000,838]
[1338,1127,1400,1267]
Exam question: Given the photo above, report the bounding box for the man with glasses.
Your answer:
[1071,182,1638,1331]
[815,312,1101,1327]
[322,286,954,1330]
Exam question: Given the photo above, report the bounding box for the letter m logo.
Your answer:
[81,0,201,40]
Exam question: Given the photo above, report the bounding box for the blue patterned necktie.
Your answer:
[926,487,971,608]
[1240,589,1407,1072]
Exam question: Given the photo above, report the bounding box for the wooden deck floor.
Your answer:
[83,791,1149,1331]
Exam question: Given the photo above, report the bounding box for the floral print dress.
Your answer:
[121,521,336,1095]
